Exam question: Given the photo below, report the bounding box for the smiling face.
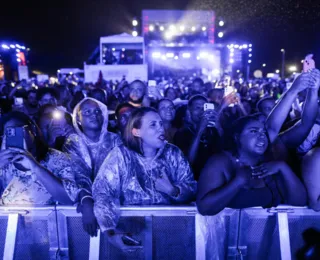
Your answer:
[78,100,103,132]
[238,120,268,156]
[136,111,165,150]
[158,100,175,122]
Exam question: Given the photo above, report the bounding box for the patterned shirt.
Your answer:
[0,148,79,205]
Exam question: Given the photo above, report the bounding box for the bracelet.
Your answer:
[80,195,93,205]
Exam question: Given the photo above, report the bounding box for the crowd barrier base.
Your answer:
[0,205,319,260]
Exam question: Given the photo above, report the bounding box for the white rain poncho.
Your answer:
[63,97,122,198]
[92,143,197,232]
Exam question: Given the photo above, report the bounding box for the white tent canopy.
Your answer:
[100,33,143,44]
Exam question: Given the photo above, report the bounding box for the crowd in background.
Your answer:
[1,59,320,251]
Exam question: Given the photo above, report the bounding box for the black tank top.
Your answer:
[225,152,284,209]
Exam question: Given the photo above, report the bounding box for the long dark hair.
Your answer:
[0,111,49,161]
[123,107,158,155]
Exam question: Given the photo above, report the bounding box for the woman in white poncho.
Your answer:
[63,97,122,236]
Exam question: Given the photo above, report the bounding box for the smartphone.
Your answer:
[121,235,142,246]
[224,86,234,97]
[204,103,215,111]
[6,126,25,149]
[14,97,24,106]
[50,110,64,128]
[204,103,216,127]
[148,80,157,87]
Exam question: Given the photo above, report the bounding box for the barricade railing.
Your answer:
[0,205,319,260]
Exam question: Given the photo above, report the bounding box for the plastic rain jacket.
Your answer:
[63,97,122,199]
[92,143,197,232]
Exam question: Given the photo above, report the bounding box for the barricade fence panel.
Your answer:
[0,206,319,260]
[0,206,58,260]
[239,208,281,260]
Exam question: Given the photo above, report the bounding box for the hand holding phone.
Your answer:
[303,54,315,73]
[204,103,216,127]
[6,126,25,149]
[14,97,24,107]
[224,86,234,97]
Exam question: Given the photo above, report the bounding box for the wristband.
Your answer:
[80,195,93,205]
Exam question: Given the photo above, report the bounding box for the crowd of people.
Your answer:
[0,59,320,252]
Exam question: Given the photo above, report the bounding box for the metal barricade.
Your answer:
[0,206,58,260]
[56,206,199,260]
[0,206,319,260]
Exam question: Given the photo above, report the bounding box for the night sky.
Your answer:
[1,0,319,75]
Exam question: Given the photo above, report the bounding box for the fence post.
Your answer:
[3,213,19,260]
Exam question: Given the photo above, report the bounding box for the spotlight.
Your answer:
[202,26,207,31]
[182,53,191,58]
[199,52,208,58]
[160,26,164,31]
[219,21,224,26]
[152,52,161,58]
[248,60,252,63]
[179,25,185,31]
[166,53,174,58]
[149,25,154,31]
[132,20,138,26]
[132,31,138,37]
[218,32,224,38]
[191,26,196,32]
[165,31,173,39]
[10,44,15,48]
[169,25,176,31]
[276,70,280,73]
[229,59,234,64]
[289,66,297,72]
